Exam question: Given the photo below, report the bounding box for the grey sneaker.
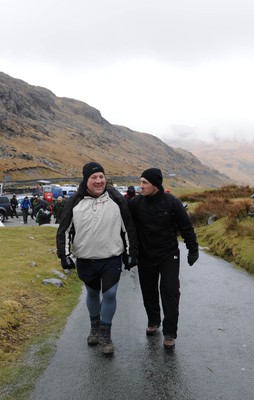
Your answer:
[163,336,175,349]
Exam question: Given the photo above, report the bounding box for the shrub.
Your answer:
[189,198,232,226]
[189,192,254,227]
[224,200,253,232]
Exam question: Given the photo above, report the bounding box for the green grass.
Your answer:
[0,226,83,400]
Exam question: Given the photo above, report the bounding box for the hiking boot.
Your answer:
[146,325,159,336]
[163,336,176,350]
[87,320,100,345]
[99,324,114,355]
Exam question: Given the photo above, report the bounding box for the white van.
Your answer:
[61,185,78,198]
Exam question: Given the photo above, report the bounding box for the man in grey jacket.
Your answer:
[56,162,137,355]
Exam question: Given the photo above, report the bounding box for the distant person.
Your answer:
[56,162,137,355]
[34,196,49,214]
[124,186,136,201]
[10,194,19,218]
[32,195,42,214]
[30,194,38,219]
[20,196,31,224]
[35,204,51,225]
[129,168,199,350]
[52,196,66,223]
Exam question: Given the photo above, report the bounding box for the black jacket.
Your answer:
[56,186,138,259]
[129,189,198,266]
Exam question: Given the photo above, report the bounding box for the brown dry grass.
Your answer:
[182,185,254,226]
[186,185,254,274]
[180,184,253,202]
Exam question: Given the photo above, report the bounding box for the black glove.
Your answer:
[123,255,137,271]
[61,256,75,270]
[187,251,199,266]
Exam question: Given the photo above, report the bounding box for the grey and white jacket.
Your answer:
[56,186,138,260]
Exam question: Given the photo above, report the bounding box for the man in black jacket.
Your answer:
[10,194,19,218]
[129,168,199,350]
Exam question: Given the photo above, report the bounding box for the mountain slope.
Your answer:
[163,135,254,186]
[0,72,232,188]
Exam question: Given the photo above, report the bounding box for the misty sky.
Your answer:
[1,0,254,142]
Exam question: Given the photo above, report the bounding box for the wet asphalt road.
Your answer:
[27,242,254,400]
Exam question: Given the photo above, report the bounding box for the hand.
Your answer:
[187,251,199,266]
[124,255,137,271]
[61,256,75,270]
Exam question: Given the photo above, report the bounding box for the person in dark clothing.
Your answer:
[52,196,66,223]
[129,168,199,350]
[31,195,41,215]
[35,204,51,225]
[10,194,19,218]
[124,186,136,201]
[56,162,137,356]
[30,194,38,219]
[33,197,50,214]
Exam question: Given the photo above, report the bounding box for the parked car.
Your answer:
[115,186,128,196]
[0,196,12,222]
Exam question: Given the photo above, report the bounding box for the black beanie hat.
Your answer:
[82,162,105,187]
[141,168,163,188]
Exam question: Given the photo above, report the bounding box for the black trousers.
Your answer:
[138,253,180,338]
[11,206,18,218]
[22,209,29,223]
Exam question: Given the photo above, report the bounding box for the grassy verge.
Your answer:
[196,217,254,275]
[178,184,254,275]
[181,184,254,275]
[0,226,83,400]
